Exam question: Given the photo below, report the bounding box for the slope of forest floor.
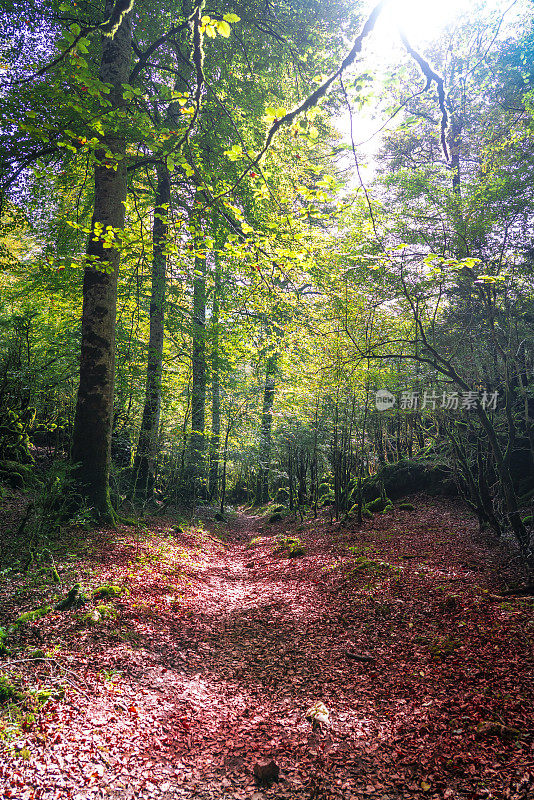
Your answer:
[0,494,533,800]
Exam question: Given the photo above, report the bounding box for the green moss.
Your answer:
[95,604,117,620]
[275,536,306,558]
[92,584,128,600]
[28,649,46,660]
[398,502,415,511]
[288,545,306,557]
[34,686,65,703]
[14,606,51,626]
[367,497,391,512]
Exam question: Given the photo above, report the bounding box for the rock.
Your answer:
[92,584,127,600]
[55,584,85,611]
[306,701,330,729]
[253,759,280,787]
[14,605,51,624]
[246,561,255,568]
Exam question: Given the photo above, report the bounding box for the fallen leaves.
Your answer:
[1,498,533,799]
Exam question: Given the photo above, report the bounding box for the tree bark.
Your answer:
[71,1,133,518]
[255,352,277,504]
[208,263,221,501]
[132,163,170,499]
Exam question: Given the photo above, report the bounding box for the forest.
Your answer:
[0,0,533,798]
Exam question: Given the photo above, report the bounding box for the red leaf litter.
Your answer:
[1,494,533,799]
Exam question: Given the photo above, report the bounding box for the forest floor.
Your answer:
[0,494,533,800]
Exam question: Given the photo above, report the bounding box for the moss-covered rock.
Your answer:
[288,545,306,557]
[92,584,128,600]
[84,604,118,625]
[96,604,118,620]
[367,497,392,513]
[275,536,306,558]
[398,502,415,511]
[362,459,453,501]
[268,511,287,523]
[13,606,51,626]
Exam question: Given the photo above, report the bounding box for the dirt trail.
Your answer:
[1,498,533,800]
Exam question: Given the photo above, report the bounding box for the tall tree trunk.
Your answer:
[187,248,207,498]
[255,352,277,504]
[71,2,133,518]
[132,163,170,499]
[208,264,221,501]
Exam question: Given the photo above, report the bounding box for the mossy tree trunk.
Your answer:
[132,163,170,499]
[71,2,133,519]
[208,262,221,501]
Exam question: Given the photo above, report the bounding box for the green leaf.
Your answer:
[223,13,240,22]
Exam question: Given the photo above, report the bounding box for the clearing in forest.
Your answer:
[0,495,533,800]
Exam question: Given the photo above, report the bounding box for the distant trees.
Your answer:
[2,0,533,571]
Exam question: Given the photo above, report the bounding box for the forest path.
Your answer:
[2,498,533,800]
